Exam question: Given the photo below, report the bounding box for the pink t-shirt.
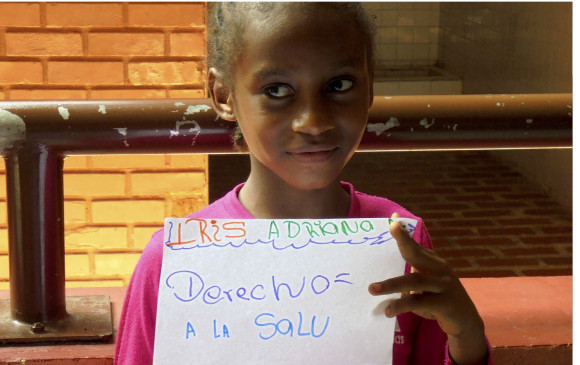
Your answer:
[114,182,486,364]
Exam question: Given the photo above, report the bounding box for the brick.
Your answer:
[427,228,476,237]
[46,3,123,27]
[497,218,551,226]
[393,195,438,204]
[482,178,523,185]
[0,3,40,26]
[418,211,456,220]
[167,193,207,217]
[540,226,572,234]
[498,172,523,179]
[66,279,125,288]
[64,173,126,197]
[457,269,516,278]
[477,227,535,236]
[0,62,42,84]
[444,194,495,202]
[431,238,451,248]
[131,172,206,195]
[436,248,494,258]
[92,199,166,224]
[90,89,166,99]
[90,154,166,169]
[459,237,515,246]
[168,154,207,169]
[0,229,8,254]
[64,156,88,169]
[128,3,204,27]
[65,226,128,250]
[520,268,572,276]
[501,193,550,200]
[64,200,86,224]
[6,33,83,56]
[501,247,559,256]
[94,253,141,276]
[521,235,572,245]
[446,259,472,268]
[65,254,91,277]
[9,89,87,100]
[0,201,5,225]
[464,165,510,172]
[0,255,8,279]
[407,187,459,195]
[532,200,561,208]
[168,89,206,99]
[432,179,480,187]
[128,61,203,85]
[477,258,538,267]
[88,33,164,56]
[474,201,528,209]
[523,208,567,216]
[461,209,513,218]
[542,257,572,266]
[462,186,513,193]
[48,62,124,85]
[170,32,205,56]
[132,226,160,249]
[439,219,495,228]
[416,203,471,211]
[448,172,494,179]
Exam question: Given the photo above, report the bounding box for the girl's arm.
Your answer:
[369,216,489,365]
[114,230,163,365]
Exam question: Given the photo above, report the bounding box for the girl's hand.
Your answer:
[368,213,488,365]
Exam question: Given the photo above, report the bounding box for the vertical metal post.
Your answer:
[6,143,66,323]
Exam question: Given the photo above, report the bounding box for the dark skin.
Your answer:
[369,213,488,364]
[209,4,488,364]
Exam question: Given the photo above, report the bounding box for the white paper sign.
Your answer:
[153,217,416,365]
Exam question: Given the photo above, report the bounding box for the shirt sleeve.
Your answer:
[114,230,163,365]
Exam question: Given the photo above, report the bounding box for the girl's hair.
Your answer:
[206,2,376,149]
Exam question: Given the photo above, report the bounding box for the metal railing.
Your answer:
[0,93,572,343]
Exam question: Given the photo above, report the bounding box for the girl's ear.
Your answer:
[208,68,236,121]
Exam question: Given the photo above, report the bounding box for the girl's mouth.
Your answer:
[287,147,338,163]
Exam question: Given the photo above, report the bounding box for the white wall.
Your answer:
[363,2,441,69]
[438,2,572,213]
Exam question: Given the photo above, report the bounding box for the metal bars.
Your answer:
[0,94,572,343]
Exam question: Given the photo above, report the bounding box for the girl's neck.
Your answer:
[238,159,351,219]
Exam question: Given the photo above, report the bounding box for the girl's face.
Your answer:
[230,6,373,191]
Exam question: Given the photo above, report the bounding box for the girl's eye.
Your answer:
[264,85,293,98]
[328,79,354,93]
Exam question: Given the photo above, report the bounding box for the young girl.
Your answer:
[115,3,490,364]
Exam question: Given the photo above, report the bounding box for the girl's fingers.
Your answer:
[369,272,449,296]
[384,292,443,318]
[389,220,449,275]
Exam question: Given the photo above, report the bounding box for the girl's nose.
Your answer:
[291,99,335,135]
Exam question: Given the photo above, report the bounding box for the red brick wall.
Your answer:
[209,151,572,278]
[0,2,206,99]
[343,151,572,277]
[0,2,209,288]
